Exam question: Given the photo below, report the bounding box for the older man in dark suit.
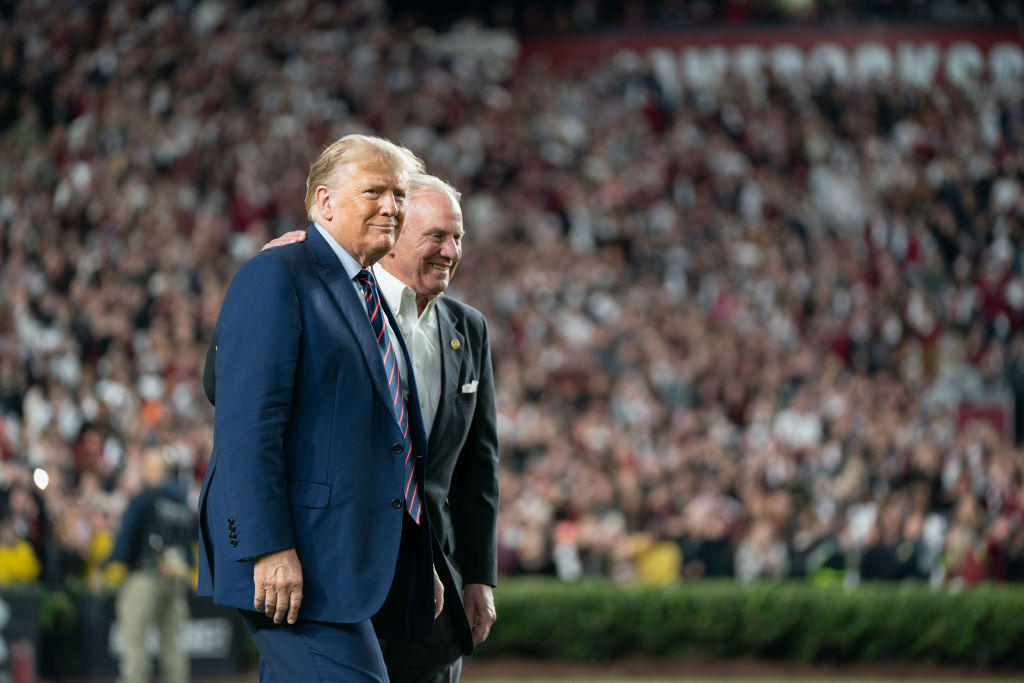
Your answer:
[197,135,443,682]
[204,173,499,682]
[371,174,499,682]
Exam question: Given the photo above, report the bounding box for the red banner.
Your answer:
[521,26,1024,89]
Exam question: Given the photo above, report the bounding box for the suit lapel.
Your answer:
[306,227,395,414]
[429,299,465,453]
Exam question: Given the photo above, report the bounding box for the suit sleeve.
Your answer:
[449,314,499,586]
[214,253,301,561]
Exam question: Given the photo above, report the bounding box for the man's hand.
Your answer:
[253,548,303,624]
[433,566,444,618]
[463,583,496,645]
[261,230,307,251]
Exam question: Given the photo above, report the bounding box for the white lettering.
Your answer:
[640,38,1024,89]
[853,42,893,82]
[771,44,804,81]
[897,42,941,88]
[110,618,234,659]
[946,42,985,90]
[807,42,848,84]
[683,46,729,88]
[733,45,767,83]
[990,43,1024,96]
[647,48,681,107]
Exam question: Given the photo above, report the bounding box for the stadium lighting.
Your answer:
[33,468,50,491]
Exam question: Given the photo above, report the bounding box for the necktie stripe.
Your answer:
[355,268,421,526]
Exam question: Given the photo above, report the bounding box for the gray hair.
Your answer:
[408,173,462,206]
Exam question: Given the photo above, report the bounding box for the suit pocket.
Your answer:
[289,480,331,508]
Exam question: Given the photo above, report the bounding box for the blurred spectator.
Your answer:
[107,446,195,683]
[735,518,790,582]
[0,513,41,584]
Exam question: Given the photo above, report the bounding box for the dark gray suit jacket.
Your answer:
[203,292,499,655]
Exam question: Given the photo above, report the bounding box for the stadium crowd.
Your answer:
[1,0,1024,593]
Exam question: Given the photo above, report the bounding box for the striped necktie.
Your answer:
[355,268,421,525]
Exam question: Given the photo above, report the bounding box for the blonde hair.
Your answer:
[305,134,425,219]
[408,173,462,206]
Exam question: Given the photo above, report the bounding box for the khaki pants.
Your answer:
[116,571,189,683]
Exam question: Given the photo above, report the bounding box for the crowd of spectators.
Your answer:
[1,0,1024,595]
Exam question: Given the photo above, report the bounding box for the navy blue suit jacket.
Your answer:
[197,226,433,634]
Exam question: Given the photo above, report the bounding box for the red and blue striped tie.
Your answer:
[355,268,421,525]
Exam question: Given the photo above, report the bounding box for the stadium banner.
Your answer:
[76,591,248,679]
[520,26,1024,93]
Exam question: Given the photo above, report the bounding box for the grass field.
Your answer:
[458,662,1024,682]
[459,659,1024,682]
[216,662,1024,682]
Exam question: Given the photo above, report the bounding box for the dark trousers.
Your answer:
[379,601,464,683]
[372,510,436,643]
[239,611,388,682]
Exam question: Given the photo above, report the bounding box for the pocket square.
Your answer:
[461,380,478,394]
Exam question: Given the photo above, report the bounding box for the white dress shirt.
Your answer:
[373,263,443,437]
[313,223,408,395]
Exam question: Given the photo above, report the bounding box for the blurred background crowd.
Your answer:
[1,0,1024,595]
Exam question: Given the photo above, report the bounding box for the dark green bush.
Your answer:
[477,578,1024,667]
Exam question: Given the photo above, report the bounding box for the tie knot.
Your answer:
[355,268,373,286]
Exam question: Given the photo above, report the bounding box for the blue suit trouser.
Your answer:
[239,611,388,682]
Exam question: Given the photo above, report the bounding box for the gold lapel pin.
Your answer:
[450,338,460,350]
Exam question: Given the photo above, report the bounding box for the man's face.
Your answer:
[384,189,463,299]
[322,160,409,266]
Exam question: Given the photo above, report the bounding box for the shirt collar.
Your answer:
[372,262,443,320]
[313,222,363,280]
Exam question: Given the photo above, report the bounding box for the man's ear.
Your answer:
[315,185,332,221]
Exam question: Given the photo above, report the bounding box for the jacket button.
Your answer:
[230,539,238,547]
[392,443,403,454]
[391,499,402,509]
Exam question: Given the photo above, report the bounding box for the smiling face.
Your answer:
[315,159,410,266]
[381,188,463,311]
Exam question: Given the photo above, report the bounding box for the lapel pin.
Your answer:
[450,338,460,350]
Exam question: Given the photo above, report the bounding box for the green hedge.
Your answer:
[476,578,1024,667]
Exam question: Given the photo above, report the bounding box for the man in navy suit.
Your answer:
[197,134,443,682]
[204,174,500,682]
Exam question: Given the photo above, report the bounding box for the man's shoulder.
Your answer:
[233,235,315,282]
[439,295,487,329]
[255,235,313,266]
